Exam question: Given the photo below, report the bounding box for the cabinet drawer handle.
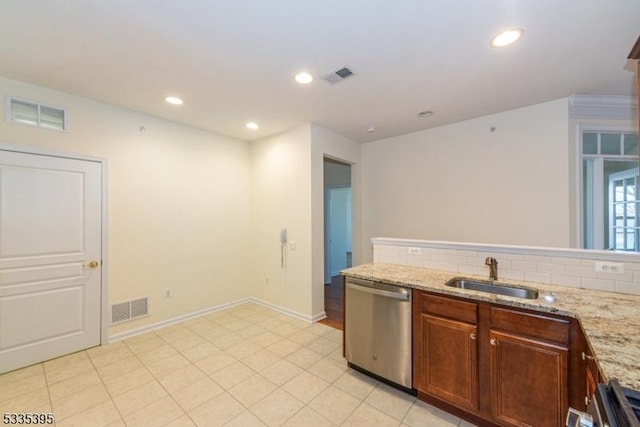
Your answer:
[470,333,476,340]
[581,352,596,361]
[490,339,497,346]
[585,396,590,406]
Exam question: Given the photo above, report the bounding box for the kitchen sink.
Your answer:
[445,277,539,299]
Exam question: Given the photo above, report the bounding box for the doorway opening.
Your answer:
[320,157,352,330]
[581,130,639,250]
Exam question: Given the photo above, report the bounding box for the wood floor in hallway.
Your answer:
[318,275,343,330]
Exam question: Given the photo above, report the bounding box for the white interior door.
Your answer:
[0,149,102,374]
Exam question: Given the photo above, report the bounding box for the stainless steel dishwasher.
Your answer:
[344,277,414,392]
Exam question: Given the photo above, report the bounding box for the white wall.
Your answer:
[311,124,361,316]
[0,76,361,329]
[6,74,585,328]
[248,124,362,320]
[0,77,253,336]
[361,98,571,262]
[250,124,314,317]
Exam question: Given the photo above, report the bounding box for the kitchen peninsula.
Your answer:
[343,256,640,426]
[343,262,640,388]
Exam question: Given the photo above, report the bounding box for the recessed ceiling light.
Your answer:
[490,28,523,48]
[246,122,259,130]
[295,72,313,84]
[165,96,184,105]
[418,110,434,118]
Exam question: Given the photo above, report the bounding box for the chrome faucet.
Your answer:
[485,257,498,281]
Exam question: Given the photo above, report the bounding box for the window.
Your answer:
[582,130,639,251]
[609,167,639,250]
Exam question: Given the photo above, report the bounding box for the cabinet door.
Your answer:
[584,351,600,409]
[418,314,478,411]
[490,330,568,427]
[585,365,597,408]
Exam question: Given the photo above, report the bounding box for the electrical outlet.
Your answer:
[595,261,624,274]
[408,247,422,255]
[165,288,172,298]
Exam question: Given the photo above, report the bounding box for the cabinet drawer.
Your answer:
[420,292,478,324]
[490,307,569,344]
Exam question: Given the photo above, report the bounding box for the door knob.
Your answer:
[470,333,476,340]
[86,261,100,269]
[490,339,497,346]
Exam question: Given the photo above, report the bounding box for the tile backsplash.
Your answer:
[372,238,640,295]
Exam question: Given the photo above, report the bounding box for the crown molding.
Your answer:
[568,94,638,121]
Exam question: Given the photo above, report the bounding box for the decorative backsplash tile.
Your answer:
[372,238,640,295]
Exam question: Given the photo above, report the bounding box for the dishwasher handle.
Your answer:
[346,281,410,301]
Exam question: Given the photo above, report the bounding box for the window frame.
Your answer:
[577,124,639,250]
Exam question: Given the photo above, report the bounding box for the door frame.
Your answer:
[0,142,109,345]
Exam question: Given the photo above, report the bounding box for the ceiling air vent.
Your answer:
[6,97,67,131]
[320,66,356,84]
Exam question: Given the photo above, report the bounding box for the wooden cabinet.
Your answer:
[489,330,568,427]
[414,293,479,412]
[413,290,572,427]
[569,322,603,411]
[489,307,570,427]
[584,349,599,407]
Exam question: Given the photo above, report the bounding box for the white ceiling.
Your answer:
[0,1,638,143]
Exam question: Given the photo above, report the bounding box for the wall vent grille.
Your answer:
[320,66,356,84]
[111,297,149,324]
[6,97,67,131]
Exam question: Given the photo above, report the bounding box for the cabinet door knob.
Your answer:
[581,351,596,361]
[490,339,497,346]
[470,333,476,340]
[585,396,590,406]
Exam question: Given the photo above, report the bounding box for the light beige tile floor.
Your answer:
[0,303,477,427]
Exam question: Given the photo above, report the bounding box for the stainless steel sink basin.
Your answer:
[445,277,539,299]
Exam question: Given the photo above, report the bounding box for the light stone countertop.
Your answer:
[341,262,640,390]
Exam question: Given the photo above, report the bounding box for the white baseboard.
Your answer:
[312,311,328,322]
[109,297,328,343]
[251,298,327,323]
[109,297,252,342]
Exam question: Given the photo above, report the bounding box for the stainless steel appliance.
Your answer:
[344,277,413,392]
[567,380,640,427]
[589,380,640,427]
